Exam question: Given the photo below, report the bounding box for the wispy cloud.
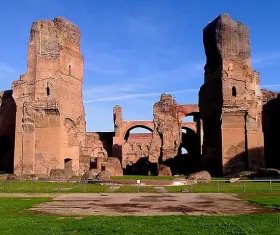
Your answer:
[0,62,20,91]
[84,51,125,75]
[132,61,204,84]
[83,82,149,100]
[84,88,198,103]
[84,83,280,103]
[0,62,18,75]
[253,51,280,65]
[262,84,280,88]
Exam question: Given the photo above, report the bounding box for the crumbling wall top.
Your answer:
[30,16,81,54]
[262,89,279,105]
[203,13,251,67]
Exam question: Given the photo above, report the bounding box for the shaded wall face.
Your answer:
[96,132,114,157]
[199,17,223,176]
[0,91,16,173]
[168,128,201,175]
[263,95,280,168]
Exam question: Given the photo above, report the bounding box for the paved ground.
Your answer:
[30,193,276,216]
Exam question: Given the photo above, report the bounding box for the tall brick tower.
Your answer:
[112,105,123,159]
[199,14,264,176]
[12,17,86,175]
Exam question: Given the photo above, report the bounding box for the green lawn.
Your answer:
[166,181,280,193]
[1,180,280,193]
[0,181,109,193]
[239,193,280,210]
[0,197,279,235]
[111,175,177,180]
[110,175,228,180]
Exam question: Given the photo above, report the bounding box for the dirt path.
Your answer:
[30,193,277,216]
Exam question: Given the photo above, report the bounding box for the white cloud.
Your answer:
[252,51,280,65]
[84,88,198,103]
[84,51,125,75]
[0,62,18,75]
[262,84,280,88]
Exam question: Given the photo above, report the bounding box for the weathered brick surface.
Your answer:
[148,94,200,174]
[199,14,265,176]
[11,17,107,176]
[112,101,199,175]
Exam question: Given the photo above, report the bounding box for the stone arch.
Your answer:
[64,118,76,129]
[120,124,153,175]
[123,124,153,142]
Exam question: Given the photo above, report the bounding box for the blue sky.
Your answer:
[1,0,280,131]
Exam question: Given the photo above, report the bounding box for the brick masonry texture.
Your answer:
[0,14,279,177]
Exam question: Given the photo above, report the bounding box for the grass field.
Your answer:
[1,180,280,193]
[0,194,279,235]
[110,175,228,180]
[111,175,177,180]
[239,193,280,210]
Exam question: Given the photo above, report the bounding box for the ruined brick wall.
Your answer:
[95,132,114,157]
[80,133,108,172]
[148,94,182,164]
[12,17,86,175]
[148,94,201,175]
[111,101,200,175]
[122,133,152,172]
[0,90,16,173]
[199,14,264,176]
[112,105,123,159]
[112,105,154,168]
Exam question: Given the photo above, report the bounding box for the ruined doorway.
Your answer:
[90,157,97,169]
[64,158,73,171]
[123,126,152,175]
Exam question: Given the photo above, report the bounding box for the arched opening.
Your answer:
[123,125,153,175]
[90,157,98,169]
[69,65,72,76]
[171,127,200,175]
[181,147,188,154]
[64,158,73,172]
[46,87,50,96]
[124,126,153,142]
[232,86,237,97]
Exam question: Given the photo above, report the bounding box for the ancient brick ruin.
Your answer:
[0,14,279,178]
[199,14,265,176]
[113,95,200,175]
